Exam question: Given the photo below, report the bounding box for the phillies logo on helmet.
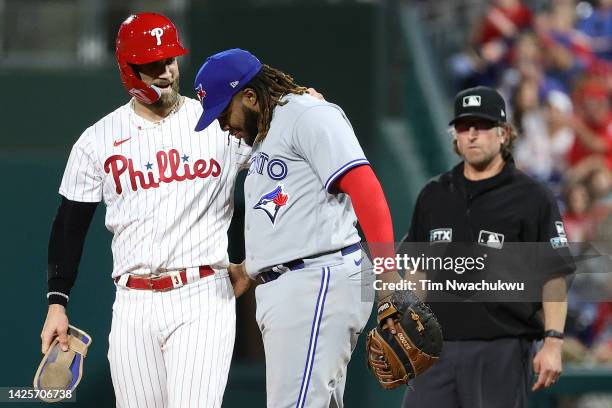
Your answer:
[150,27,164,45]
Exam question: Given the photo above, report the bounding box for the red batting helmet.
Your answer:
[115,13,188,104]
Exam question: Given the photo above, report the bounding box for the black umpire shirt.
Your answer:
[402,158,574,340]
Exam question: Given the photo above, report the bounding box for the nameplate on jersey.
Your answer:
[429,228,452,244]
[478,230,504,249]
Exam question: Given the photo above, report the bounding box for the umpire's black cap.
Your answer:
[449,86,507,126]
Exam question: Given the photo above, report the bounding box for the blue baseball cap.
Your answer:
[193,48,263,132]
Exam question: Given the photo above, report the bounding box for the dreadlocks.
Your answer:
[244,64,308,143]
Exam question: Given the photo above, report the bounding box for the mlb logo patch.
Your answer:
[463,95,481,107]
[429,228,452,244]
[478,230,504,249]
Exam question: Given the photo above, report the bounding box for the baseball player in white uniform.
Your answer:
[193,49,400,408]
[40,14,251,407]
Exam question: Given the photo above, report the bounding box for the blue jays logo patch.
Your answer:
[254,185,289,225]
[195,84,206,104]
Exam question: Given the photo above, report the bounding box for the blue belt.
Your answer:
[256,243,361,284]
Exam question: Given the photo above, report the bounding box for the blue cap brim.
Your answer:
[194,100,230,132]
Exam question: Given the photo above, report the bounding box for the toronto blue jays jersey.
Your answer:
[243,93,368,277]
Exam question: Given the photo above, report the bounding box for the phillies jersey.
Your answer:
[243,93,367,276]
[59,97,251,278]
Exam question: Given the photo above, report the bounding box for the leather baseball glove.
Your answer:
[366,291,443,389]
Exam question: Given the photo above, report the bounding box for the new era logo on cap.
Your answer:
[230,81,239,88]
[463,95,481,107]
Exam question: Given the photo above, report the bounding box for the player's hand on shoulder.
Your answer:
[228,261,251,298]
[306,88,325,101]
[41,304,70,354]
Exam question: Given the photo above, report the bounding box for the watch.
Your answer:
[543,330,564,339]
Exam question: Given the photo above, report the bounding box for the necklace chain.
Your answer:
[131,95,183,129]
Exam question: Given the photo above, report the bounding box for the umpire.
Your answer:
[401,86,572,408]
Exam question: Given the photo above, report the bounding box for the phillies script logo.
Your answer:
[103,149,221,194]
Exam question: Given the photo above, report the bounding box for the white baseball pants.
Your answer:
[108,269,235,408]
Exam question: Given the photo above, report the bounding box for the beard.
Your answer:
[242,104,260,146]
[153,77,180,110]
[461,145,501,171]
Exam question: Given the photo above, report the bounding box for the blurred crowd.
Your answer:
[450,0,612,366]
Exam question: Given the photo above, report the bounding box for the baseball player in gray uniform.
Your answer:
[192,49,400,408]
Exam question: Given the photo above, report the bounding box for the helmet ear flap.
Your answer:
[117,59,161,104]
